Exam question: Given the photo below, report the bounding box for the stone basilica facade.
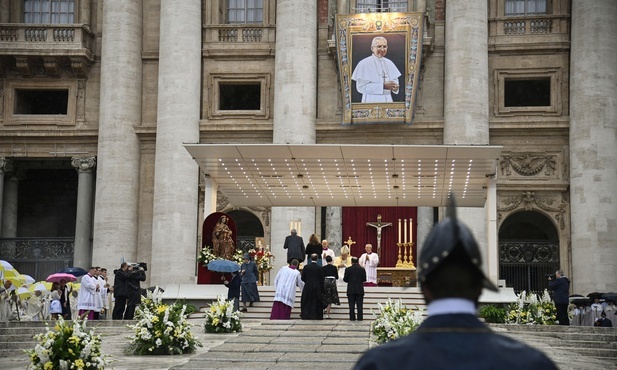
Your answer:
[0,0,615,294]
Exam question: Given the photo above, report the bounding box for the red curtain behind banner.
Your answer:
[342,207,417,268]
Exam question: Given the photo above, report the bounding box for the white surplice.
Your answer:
[77,274,99,311]
[273,266,304,308]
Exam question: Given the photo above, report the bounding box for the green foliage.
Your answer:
[127,290,202,355]
[25,318,113,369]
[479,304,507,323]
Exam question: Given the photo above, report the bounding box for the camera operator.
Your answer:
[548,269,570,325]
[124,263,146,320]
[112,262,130,320]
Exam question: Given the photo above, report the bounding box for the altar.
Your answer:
[377,267,417,287]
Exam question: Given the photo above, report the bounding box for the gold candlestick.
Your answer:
[396,242,404,268]
[403,242,416,268]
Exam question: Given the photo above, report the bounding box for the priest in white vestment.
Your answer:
[359,244,379,286]
[25,290,44,321]
[270,259,304,320]
[351,36,402,103]
[77,267,100,320]
[0,280,14,321]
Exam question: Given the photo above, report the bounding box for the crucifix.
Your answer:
[366,214,392,256]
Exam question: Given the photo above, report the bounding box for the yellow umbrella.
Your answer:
[17,286,33,300]
[29,282,52,292]
[69,282,81,291]
[0,259,14,271]
[18,274,35,285]
[2,269,26,286]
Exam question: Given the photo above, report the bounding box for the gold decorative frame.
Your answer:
[335,12,424,125]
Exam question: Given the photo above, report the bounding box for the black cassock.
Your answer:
[354,314,557,370]
[300,262,324,320]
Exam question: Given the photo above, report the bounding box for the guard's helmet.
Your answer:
[418,196,498,292]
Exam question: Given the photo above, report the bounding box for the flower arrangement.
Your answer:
[127,289,202,355]
[248,247,274,272]
[25,317,113,370]
[198,246,218,266]
[370,298,424,344]
[506,290,557,325]
[204,294,243,334]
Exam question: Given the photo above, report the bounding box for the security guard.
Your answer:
[354,198,557,370]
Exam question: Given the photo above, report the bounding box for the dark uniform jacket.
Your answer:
[354,314,557,370]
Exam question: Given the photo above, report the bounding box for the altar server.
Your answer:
[359,244,379,286]
[77,267,100,320]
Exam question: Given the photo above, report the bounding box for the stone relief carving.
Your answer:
[76,79,86,121]
[216,192,230,211]
[500,153,557,177]
[498,191,567,230]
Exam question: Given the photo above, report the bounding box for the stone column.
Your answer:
[0,0,9,23]
[326,206,342,253]
[1,172,18,238]
[92,0,142,270]
[443,0,492,281]
[415,206,433,263]
[71,157,96,269]
[570,0,617,293]
[149,0,201,287]
[79,0,91,28]
[0,158,8,235]
[270,0,318,273]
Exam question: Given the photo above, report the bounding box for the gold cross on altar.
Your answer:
[366,214,392,255]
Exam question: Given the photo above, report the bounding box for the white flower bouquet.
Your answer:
[204,294,243,333]
[506,289,557,325]
[371,298,424,344]
[25,317,113,369]
[127,289,202,355]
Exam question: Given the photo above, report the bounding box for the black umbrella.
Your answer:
[58,267,88,277]
[587,292,604,301]
[601,292,617,301]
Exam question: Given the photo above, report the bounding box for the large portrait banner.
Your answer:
[335,12,424,125]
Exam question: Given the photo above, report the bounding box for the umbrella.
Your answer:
[207,259,240,273]
[18,274,35,285]
[29,282,50,293]
[17,286,33,299]
[46,272,77,283]
[57,267,88,277]
[601,293,617,301]
[0,260,13,270]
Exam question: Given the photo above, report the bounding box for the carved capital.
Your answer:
[71,156,96,173]
[0,157,12,175]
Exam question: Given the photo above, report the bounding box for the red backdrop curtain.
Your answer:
[342,207,417,268]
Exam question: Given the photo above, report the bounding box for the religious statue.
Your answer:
[212,215,235,260]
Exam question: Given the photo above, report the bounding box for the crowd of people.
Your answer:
[0,266,113,322]
[0,262,152,323]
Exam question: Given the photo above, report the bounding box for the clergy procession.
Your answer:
[0,264,117,322]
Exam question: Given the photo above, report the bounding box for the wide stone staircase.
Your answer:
[0,285,615,369]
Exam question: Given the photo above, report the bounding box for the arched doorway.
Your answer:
[499,211,560,294]
[227,210,264,254]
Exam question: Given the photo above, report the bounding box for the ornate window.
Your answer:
[24,0,75,24]
[494,68,562,116]
[208,74,270,119]
[505,0,547,16]
[356,0,408,12]
[227,0,263,24]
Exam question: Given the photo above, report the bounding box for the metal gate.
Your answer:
[499,241,560,295]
